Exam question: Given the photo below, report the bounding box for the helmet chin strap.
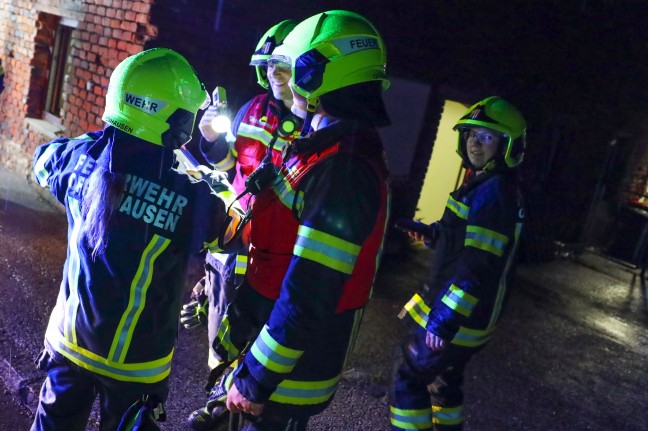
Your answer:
[480,158,498,173]
[299,98,319,138]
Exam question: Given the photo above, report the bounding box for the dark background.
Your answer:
[149,0,648,253]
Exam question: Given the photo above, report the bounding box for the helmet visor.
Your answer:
[268,54,292,70]
[292,49,329,97]
[250,57,269,67]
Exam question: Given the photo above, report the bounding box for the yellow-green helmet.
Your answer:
[102,48,210,149]
[454,96,527,169]
[271,10,389,107]
[249,20,297,89]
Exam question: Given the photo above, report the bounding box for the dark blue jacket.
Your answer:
[33,127,225,383]
[403,170,524,348]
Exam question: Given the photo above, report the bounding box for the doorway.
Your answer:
[415,100,466,223]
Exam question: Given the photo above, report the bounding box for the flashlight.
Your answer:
[210,86,231,134]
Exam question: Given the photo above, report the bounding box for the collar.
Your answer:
[86,126,174,178]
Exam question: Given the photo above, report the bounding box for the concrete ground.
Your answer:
[1,164,647,430]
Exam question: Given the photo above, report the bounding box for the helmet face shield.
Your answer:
[161,108,195,149]
[293,49,329,98]
[267,54,292,70]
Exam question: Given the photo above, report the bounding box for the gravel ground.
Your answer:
[2,166,648,430]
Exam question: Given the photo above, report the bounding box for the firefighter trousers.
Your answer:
[389,325,483,431]
[30,347,168,431]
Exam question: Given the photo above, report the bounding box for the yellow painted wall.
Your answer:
[414,100,466,223]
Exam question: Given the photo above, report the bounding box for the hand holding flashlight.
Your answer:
[198,86,232,141]
[210,87,231,134]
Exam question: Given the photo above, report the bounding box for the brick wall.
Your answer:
[0,1,647,248]
[0,0,154,179]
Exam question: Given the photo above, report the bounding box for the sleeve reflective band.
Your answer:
[250,325,304,374]
[451,326,494,347]
[440,284,478,317]
[34,142,66,186]
[294,225,361,274]
[212,150,236,171]
[400,293,430,329]
[446,196,469,220]
[390,406,433,430]
[464,225,509,256]
[269,375,340,405]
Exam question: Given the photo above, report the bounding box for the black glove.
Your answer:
[423,222,440,248]
[180,288,208,329]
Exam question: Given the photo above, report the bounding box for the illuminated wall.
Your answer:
[414,100,465,223]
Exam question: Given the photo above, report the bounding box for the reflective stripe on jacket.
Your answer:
[34,128,224,383]
[235,121,391,410]
[405,171,524,347]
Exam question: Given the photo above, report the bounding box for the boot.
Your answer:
[187,369,232,431]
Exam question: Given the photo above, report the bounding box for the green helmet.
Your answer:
[454,96,527,169]
[249,20,297,89]
[102,48,210,149]
[271,10,389,107]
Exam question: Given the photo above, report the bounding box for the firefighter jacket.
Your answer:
[200,92,298,280]
[232,120,390,412]
[403,170,524,348]
[33,127,225,384]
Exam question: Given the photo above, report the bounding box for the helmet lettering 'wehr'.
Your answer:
[102,48,210,149]
[454,96,527,170]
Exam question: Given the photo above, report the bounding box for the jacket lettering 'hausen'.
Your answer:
[33,129,224,383]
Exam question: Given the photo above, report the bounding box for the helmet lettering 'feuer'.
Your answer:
[271,10,389,106]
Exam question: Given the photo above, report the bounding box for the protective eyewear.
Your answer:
[462,129,502,145]
[267,54,292,70]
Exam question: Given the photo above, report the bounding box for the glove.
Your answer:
[180,287,209,329]
[423,222,440,249]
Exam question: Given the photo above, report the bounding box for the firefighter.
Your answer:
[390,97,527,430]
[211,10,392,430]
[183,19,302,431]
[29,48,226,431]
